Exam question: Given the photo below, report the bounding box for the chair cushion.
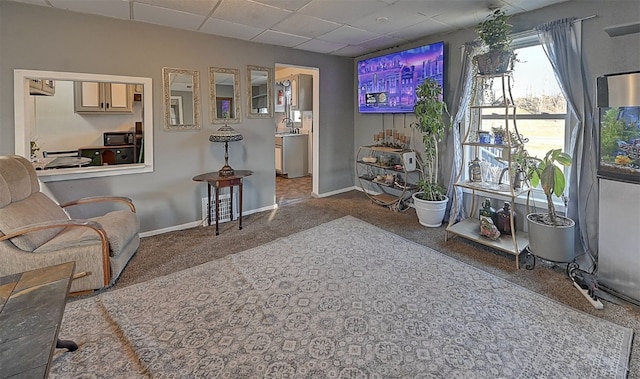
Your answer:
[34,210,139,257]
[0,193,69,251]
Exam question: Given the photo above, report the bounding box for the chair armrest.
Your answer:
[0,219,111,286]
[60,196,136,213]
[0,219,105,241]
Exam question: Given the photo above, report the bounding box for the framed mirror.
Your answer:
[209,67,241,124]
[162,67,201,130]
[247,65,273,119]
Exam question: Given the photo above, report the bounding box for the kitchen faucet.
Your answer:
[282,117,294,133]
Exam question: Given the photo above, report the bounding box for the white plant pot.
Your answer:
[526,213,576,263]
[412,193,448,227]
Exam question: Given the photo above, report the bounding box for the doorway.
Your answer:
[274,64,319,206]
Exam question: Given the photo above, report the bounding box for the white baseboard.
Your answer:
[140,187,355,238]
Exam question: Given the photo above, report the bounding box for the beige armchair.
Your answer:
[0,155,139,293]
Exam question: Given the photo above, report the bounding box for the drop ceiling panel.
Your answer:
[212,0,291,29]
[252,30,310,47]
[134,0,218,16]
[6,0,573,57]
[294,38,347,54]
[252,0,313,12]
[388,20,449,41]
[133,2,206,31]
[318,25,378,45]
[271,13,340,38]
[298,0,390,24]
[200,18,264,40]
[350,6,430,34]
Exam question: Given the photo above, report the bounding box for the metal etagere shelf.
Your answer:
[356,145,420,210]
[445,72,531,269]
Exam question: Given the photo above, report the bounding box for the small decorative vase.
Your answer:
[478,131,491,144]
[493,135,503,145]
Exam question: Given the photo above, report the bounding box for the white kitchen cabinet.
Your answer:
[74,82,133,113]
[290,74,312,111]
[275,134,308,178]
[29,79,55,96]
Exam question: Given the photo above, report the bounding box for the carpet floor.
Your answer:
[65,190,639,377]
[53,215,632,378]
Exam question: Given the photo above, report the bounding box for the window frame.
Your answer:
[468,32,571,211]
[14,69,154,182]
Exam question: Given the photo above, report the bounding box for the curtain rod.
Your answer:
[574,15,597,23]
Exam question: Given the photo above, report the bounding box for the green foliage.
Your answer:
[476,9,512,52]
[412,78,450,201]
[524,149,572,226]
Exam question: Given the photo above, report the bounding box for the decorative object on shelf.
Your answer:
[362,156,377,163]
[478,131,491,144]
[496,201,516,235]
[492,127,507,145]
[469,157,483,182]
[209,124,243,176]
[479,198,496,225]
[474,8,515,75]
[480,217,501,240]
[521,148,576,266]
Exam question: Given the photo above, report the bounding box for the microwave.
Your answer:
[104,132,134,146]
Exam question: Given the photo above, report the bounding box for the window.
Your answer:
[478,38,569,200]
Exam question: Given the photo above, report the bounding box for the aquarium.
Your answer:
[597,72,640,184]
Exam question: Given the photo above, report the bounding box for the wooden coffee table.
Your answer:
[0,262,77,378]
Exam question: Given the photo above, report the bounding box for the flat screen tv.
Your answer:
[357,41,444,114]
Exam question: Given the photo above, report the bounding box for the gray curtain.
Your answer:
[445,40,484,223]
[535,18,599,267]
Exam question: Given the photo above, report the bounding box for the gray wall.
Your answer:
[0,1,355,233]
[353,0,640,195]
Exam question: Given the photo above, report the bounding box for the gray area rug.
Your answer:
[51,216,632,378]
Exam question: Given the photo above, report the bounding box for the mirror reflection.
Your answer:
[162,68,200,130]
[247,65,273,118]
[209,67,241,124]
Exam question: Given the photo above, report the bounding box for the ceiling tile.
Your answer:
[357,35,407,50]
[298,0,389,24]
[272,13,340,38]
[350,4,430,34]
[388,19,449,41]
[318,25,379,45]
[133,2,206,30]
[294,38,347,54]
[331,44,371,57]
[133,0,218,16]
[251,0,313,12]
[200,17,264,39]
[212,0,291,29]
[49,0,130,20]
[252,30,310,47]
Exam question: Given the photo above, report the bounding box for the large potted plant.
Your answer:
[474,8,514,75]
[522,148,576,263]
[411,77,450,227]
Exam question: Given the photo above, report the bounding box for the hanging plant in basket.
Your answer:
[474,9,515,75]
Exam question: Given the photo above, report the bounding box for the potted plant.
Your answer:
[491,126,507,145]
[411,77,451,227]
[521,148,576,263]
[474,8,515,75]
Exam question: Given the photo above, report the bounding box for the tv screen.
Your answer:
[357,41,444,114]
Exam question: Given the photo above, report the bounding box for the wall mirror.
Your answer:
[247,65,273,119]
[162,67,201,130]
[209,67,241,124]
[14,69,154,182]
